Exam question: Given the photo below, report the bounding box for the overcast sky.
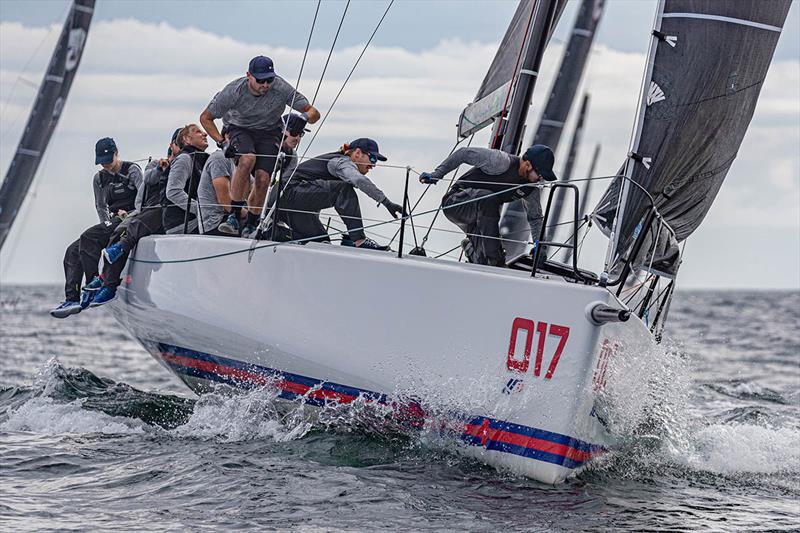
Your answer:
[1,0,798,289]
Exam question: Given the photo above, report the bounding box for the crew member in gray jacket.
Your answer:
[199,55,320,237]
[278,138,403,251]
[162,124,210,234]
[419,145,557,267]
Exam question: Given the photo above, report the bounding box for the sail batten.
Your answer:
[0,0,95,251]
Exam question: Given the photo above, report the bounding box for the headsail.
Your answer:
[0,0,95,251]
[457,0,566,140]
[595,0,792,278]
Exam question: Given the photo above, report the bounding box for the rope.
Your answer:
[310,0,350,106]
[258,0,395,229]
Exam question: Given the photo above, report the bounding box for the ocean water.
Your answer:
[1,285,798,532]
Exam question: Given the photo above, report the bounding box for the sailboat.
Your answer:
[105,0,790,484]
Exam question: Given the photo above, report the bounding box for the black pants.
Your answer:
[102,208,164,288]
[442,187,505,264]
[62,218,120,300]
[63,238,83,301]
[279,180,366,242]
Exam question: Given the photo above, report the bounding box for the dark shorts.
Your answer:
[228,125,281,175]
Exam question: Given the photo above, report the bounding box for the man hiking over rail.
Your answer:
[419,145,557,267]
[49,138,142,318]
[199,55,320,238]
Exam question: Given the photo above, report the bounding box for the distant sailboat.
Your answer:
[0,0,95,251]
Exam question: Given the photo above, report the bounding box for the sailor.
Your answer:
[277,138,402,250]
[50,138,143,318]
[199,55,320,238]
[87,129,182,307]
[419,145,557,267]
[197,125,239,236]
[161,124,210,235]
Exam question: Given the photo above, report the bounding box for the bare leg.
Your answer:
[247,169,270,216]
[231,154,255,202]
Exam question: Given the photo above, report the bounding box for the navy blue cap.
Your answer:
[95,137,117,165]
[248,55,276,79]
[349,138,387,161]
[523,144,557,181]
[282,113,310,136]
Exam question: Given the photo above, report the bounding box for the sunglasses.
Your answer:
[253,76,274,85]
[363,152,378,165]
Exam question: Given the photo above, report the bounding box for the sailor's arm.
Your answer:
[282,79,319,124]
[522,191,544,244]
[327,157,386,203]
[165,155,197,214]
[429,147,512,180]
[200,107,223,145]
[202,88,233,144]
[127,163,143,213]
[93,172,111,223]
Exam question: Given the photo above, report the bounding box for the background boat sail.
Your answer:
[102,0,791,484]
[0,0,95,251]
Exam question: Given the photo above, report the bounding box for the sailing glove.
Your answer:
[419,172,439,185]
[381,198,403,219]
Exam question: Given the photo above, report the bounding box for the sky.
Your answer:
[0,0,798,289]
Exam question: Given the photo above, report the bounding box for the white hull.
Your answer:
[108,234,653,484]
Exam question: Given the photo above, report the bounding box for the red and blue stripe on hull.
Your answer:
[155,342,603,471]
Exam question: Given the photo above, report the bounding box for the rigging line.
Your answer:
[279,0,320,147]
[387,133,475,247]
[310,0,351,106]
[259,0,394,227]
[132,176,541,265]
[434,243,463,259]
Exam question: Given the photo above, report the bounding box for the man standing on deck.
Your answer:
[419,145,557,267]
[199,55,320,238]
[49,138,142,318]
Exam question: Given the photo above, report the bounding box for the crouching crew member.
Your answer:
[200,55,320,238]
[50,138,142,318]
[419,145,557,267]
[197,125,238,236]
[278,138,402,250]
[162,124,210,234]
[86,129,181,307]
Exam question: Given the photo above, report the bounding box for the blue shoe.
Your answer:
[80,288,95,309]
[241,224,258,239]
[217,213,240,235]
[90,287,117,307]
[103,242,126,265]
[83,276,103,292]
[50,300,82,319]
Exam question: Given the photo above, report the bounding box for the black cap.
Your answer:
[248,55,276,79]
[349,138,387,161]
[95,137,117,164]
[523,144,557,181]
[282,113,310,136]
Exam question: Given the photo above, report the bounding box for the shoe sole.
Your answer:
[102,249,120,265]
[50,306,82,319]
[89,295,117,308]
[217,225,239,235]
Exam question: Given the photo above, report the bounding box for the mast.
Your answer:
[500,0,605,258]
[0,0,95,251]
[546,92,590,243]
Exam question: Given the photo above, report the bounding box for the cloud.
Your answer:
[0,18,798,287]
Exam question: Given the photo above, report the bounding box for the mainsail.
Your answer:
[457,0,566,141]
[595,0,792,278]
[0,0,95,251]
[498,0,604,257]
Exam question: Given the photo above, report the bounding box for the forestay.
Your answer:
[594,0,791,277]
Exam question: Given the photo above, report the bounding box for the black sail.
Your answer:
[500,0,604,257]
[0,0,95,251]
[594,0,791,277]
